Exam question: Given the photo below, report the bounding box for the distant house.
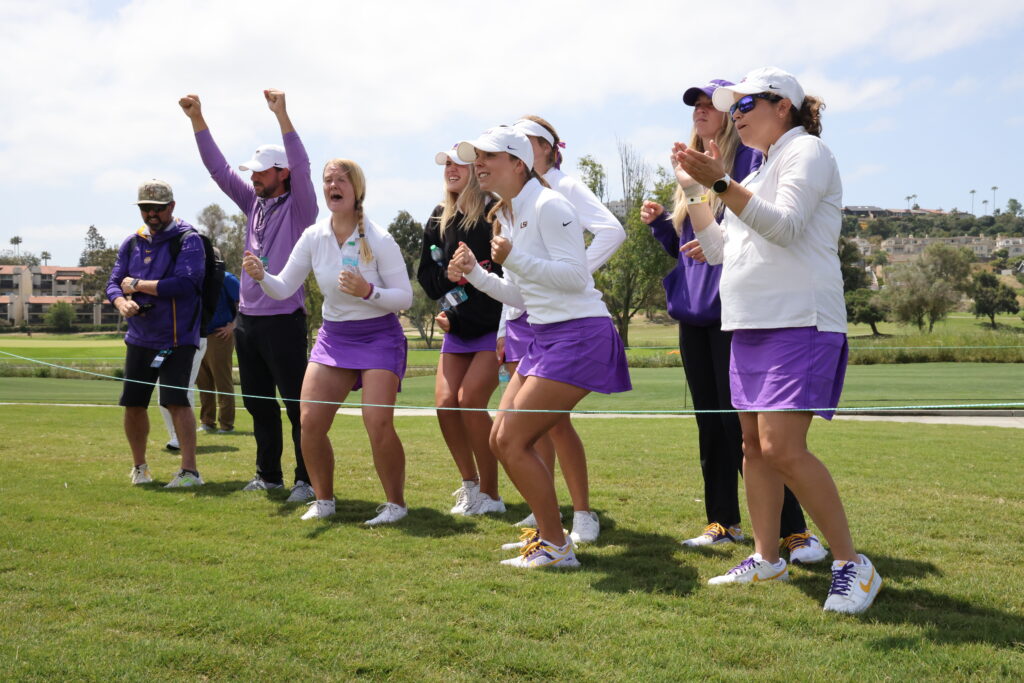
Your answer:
[0,264,118,326]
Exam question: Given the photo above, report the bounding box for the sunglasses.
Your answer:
[138,204,169,214]
[729,93,783,118]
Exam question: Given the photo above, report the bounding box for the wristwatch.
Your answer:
[712,174,732,194]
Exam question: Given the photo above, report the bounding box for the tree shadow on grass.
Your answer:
[296,499,482,540]
[576,514,700,597]
[789,552,1024,650]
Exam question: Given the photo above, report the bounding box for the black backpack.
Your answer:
[136,229,225,334]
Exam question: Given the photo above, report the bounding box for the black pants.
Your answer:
[678,321,806,536]
[234,311,309,485]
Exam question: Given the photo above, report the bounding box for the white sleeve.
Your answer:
[497,305,508,339]
[363,232,413,312]
[258,230,314,299]
[501,199,589,292]
[737,139,834,248]
[694,221,725,266]
[566,178,625,272]
[464,264,526,309]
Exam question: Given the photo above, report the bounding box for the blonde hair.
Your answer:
[438,166,488,237]
[323,158,373,262]
[670,114,741,233]
[487,160,549,236]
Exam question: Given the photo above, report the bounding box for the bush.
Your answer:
[45,302,77,333]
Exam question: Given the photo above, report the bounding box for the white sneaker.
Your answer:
[784,531,829,564]
[569,510,600,544]
[465,493,506,515]
[450,480,479,515]
[130,463,153,485]
[708,553,788,585]
[365,502,408,526]
[823,554,882,614]
[682,522,743,547]
[164,469,204,488]
[301,499,336,520]
[165,439,180,451]
[501,538,580,569]
[501,527,569,551]
[514,510,563,527]
[287,480,315,503]
[242,476,284,491]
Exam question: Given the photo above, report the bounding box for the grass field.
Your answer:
[0,405,1022,680]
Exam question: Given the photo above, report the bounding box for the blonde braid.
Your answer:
[356,201,374,262]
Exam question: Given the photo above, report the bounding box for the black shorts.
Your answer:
[119,343,197,408]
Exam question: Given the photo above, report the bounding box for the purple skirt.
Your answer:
[442,330,497,355]
[517,316,632,394]
[503,311,533,363]
[729,327,848,420]
[309,314,408,391]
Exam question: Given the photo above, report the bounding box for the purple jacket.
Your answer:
[649,145,762,326]
[107,219,205,349]
[195,129,318,316]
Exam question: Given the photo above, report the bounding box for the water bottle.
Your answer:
[341,240,359,270]
[498,365,510,384]
[430,244,444,266]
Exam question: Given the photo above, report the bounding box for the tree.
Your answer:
[303,272,323,350]
[870,250,889,267]
[1007,198,1022,218]
[845,289,886,336]
[0,250,41,266]
[577,154,608,203]
[838,236,867,292]
[387,210,436,347]
[41,251,51,266]
[970,272,1019,328]
[196,203,246,273]
[990,248,1010,271]
[879,261,959,332]
[78,226,119,304]
[45,301,76,332]
[919,243,973,294]
[9,236,23,257]
[617,140,650,216]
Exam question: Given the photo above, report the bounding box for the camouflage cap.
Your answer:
[135,179,174,205]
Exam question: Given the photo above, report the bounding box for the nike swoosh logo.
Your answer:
[507,146,516,151]
[767,84,780,89]
[753,566,787,582]
[562,221,573,226]
[859,567,876,592]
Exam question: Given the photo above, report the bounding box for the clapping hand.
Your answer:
[242,251,265,281]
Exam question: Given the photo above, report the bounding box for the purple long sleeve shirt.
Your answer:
[106,219,205,349]
[195,129,318,316]
[649,145,762,326]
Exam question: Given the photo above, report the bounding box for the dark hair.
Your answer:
[790,95,824,137]
[520,114,562,169]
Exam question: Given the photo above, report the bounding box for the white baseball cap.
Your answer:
[512,119,554,146]
[434,144,471,166]
[711,66,805,112]
[456,126,534,172]
[239,144,289,172]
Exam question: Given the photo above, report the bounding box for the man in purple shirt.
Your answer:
[179,89,318,502]
[108,179,206,489]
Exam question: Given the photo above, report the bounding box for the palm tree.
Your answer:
[41,251,52,266]
[905,195,913,211]
[9,236,21,257]
[982,199,989,215]
[991,186,999,215]
[970,189,976,215]
[911,194,918,210]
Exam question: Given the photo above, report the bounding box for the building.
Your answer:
[879,235,998,262]
[0,265,118,326]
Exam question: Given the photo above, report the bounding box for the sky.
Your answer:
[2,0,1022,267]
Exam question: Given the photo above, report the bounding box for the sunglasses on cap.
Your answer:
[138,204,170,214]
[729,93,784,118]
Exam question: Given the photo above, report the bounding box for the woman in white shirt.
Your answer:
[449,126,631,569]
[498,115,626,543]
[674,67,881,614]
[242,158,413,527]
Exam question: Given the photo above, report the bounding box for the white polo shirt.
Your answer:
[696,126,847,333]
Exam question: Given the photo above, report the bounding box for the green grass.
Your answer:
[0,406,1022,680]
[2,363,1020,413]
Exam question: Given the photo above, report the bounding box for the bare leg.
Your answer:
[124,407,149,467]
[549,415,589,511]
[361,369,406,507]
[491,373,589,546]
[507,360,555,474]
[299,363,358,500]
[166,405,197,472]
[458,351,501,498]
[435,353,479,483]
[738,412,786,562]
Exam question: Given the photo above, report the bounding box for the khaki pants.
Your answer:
[197,332,236,430]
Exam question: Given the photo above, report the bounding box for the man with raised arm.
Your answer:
[179,89,318,503]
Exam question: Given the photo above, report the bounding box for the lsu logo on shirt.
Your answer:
[519,221,528,230]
